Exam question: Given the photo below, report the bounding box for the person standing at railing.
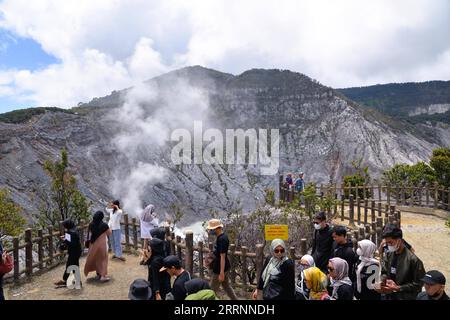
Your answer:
[106,200,125,261]
[294,172,305,192]
[148,238,171,300]
[54,219,82,287]
[207,219,239,300]
[285,173,294,190]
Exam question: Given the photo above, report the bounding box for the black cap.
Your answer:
[314,211,326,221]
[382,224,403,239]
[128,279,152,300]
[421,270,446,285]
[159,255,181,272]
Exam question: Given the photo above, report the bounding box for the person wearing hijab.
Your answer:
[140,204,159,247]
[303,267,330,300]
[252,239,295,300]
[355,239,381,300]
[150,227,170,258]
[185,278,219,300]
[84,211,112,282]
[54,219,82,286]
[295,254,315,300]
[328,257,354,300]
[148,238,171,300]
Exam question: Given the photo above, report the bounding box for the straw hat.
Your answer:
[206,219,224,230]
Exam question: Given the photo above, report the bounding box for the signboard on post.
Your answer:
[264,224,289,241]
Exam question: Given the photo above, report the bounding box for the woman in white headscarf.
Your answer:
[328,257,354,300]
[295,254,315,300]
[355,239,381,300]
[252,239,295,300]
[139,204,159,265]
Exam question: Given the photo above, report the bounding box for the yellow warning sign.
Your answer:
[264,225,289,241]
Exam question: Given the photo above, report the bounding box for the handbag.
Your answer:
[0,253,13,275]
[262,266,284,300]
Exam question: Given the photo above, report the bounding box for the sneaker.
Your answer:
[111,255,117,259]
[117,256,126,262]
[99,276,111,282]
[54,280,66,286]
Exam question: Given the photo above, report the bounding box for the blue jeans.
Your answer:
[111,229,123,257]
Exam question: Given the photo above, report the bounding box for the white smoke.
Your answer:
[107,77,210,219]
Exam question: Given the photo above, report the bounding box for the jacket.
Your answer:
[258,256,295,300]
[185,289,219,300]
[381,246,425,300]
[331,240,358,282]
[312,224,334,272]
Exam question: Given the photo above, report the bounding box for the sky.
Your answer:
[0,0,449,113]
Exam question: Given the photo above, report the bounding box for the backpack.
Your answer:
[0,252,13,275]
[262,266,284,300]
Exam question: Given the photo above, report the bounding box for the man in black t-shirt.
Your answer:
[159,255,191,300]
[207,219,238,300]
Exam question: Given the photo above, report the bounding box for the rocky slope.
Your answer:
[0,66,444,225]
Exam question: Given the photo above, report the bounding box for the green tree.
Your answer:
[37,148,91,227]
[382,162,436,188]
[0,189,27,237]
[430,147,450,188]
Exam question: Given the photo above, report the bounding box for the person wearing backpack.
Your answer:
[252,238,295,300]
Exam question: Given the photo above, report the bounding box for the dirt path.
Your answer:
[4,253,146,300]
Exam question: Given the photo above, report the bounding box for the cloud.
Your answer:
[0,0,448,108]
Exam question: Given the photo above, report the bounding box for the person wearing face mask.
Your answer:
[311,211,334,274]
[295,254,315,300]
[416,270,449,300]
[207,219,238,300]
[354,239,381,300]
[376,224,425,300]
[328,257,354,300]
[253,239,295,300]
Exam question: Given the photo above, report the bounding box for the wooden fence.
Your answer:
[279,175,450,211]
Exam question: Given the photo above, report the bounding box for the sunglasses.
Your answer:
[274,249,285,254]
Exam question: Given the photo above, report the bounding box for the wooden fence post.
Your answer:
[289,247,296,260]
[434,183,438,209]
[371,222,377,244]
[37,229,44,270]
[371,200,376,224]
[364,199,368,225]
[279,175,284,201]
[357,198,361,225]
[378,183,382,202]
[341,194,345,221]
[198,241,204,279]
[376,217,383,247]
[334,193,338,217]
[132,218,138,250]
[241,246,248,291]
[255,244,264,286]
[48,226,54,266]
[170,232,176,255]
[25,229,33,277]
[300,239,307,256]
[377,203,382,218]
[426,185,430,206]
[13,237,19,280]
[229,244,236,285]
[79,220,85,252]
[349,195,355,227]
[123,214,130,252]
[176,235,182,261]
[185,231,194,276]
[365,225,371,240]
[387,184,391,206]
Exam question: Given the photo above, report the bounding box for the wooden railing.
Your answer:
[279,175,450,211]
